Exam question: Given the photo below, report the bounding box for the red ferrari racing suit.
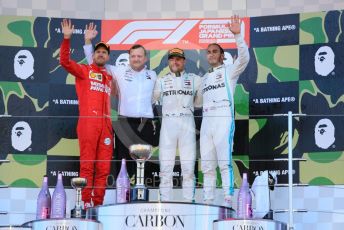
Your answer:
[60,38,113,206]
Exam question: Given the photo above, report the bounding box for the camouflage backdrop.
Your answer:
[0,10,343,189]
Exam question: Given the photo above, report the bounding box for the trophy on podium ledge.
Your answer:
[129,144,152,202]
[70,177,87,218]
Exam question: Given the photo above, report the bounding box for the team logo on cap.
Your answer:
[168,48,185,59]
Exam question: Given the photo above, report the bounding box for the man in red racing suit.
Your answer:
[59,19,113,207]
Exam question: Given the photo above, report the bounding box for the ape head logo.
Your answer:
[11,121,32,151]
[314,46,335,77]
[314,118,335,149]
[115,53,129,67]
[14,50,35,80]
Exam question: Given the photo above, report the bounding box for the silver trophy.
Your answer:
[71,177,87,218]
[129,144,153,202]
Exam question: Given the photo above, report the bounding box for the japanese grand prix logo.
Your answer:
[101,18,250,50]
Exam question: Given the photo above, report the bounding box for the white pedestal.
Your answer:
[213,219,287,230]
[23,218,101,230]
[87,201,234,230]
[0,227,31,230]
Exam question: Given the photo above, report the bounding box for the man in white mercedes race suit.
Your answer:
[199,15,249,206]
[153,48,202,202]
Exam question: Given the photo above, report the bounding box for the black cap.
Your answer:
[94,42,110,54]
[168,48,185,59]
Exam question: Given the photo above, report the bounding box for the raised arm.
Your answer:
[228,15,250,81]
[83,22,98,65]
[59,19,84,78]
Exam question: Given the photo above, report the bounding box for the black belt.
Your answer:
[118,115,153,122]
[118,116,155,133]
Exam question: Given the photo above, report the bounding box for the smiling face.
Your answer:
[207,44,224,68]
[93,47,109,66]
[168,56,185,74]
[129,47,147,71]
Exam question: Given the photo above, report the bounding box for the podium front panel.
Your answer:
[213,219,288,230]
[23,218,102,230]
[87,202,235,230]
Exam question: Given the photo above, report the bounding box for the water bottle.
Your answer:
[237,173,253,219]
[36,175,51,219]
[51,173,66,218]
[116,159,130,203]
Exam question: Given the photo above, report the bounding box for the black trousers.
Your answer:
[113,116,159,186]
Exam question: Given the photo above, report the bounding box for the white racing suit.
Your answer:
[200,34,249,202]
[153,71,201,202]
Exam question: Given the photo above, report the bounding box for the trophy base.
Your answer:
[130,186,149,202]
[71,208,86,218]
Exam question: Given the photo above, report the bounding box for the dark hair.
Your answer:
[128,44,147,56]
[207,43,224,54]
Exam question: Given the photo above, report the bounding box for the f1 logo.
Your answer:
[103,18,250,50]
[107,20,199,44]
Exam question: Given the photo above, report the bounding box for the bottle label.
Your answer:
[42,207,50,219]
[37,207,50,219]
[246,204,252,218]
[52,193,66,218]
[237,195,252,218]
[117,187,130,203]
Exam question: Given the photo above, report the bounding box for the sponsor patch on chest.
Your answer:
[163,79,173,89]
[163,89,193,96]
[202,82,225,94]
[215,72,223,80]
[89,71,103,82]
[90,81,111,95]
[184,79,191,85]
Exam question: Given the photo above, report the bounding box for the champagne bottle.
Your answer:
[36,175,51,219]
[116,159,130,203]
[51,173,66,218]
[237,173,253,219]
